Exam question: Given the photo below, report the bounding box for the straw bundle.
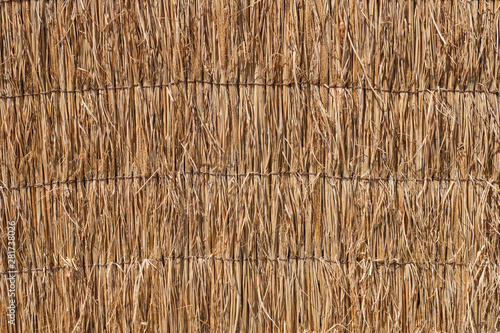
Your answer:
[1,0,500,331]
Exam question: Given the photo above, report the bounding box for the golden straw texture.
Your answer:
[1,0,500,332]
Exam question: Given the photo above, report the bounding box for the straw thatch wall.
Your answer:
[1,0,500,331]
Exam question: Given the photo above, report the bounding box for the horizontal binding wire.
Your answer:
[0,256,476,275]
[1,172,499,191]
[1,80,500,99]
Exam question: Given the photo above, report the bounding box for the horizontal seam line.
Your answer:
[1,172,498,191]
[1,80,500,99]
[0,257,477,275]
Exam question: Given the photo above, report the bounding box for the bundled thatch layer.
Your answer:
[1,0,500,331]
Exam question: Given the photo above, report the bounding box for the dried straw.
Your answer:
[1,0,500,331]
